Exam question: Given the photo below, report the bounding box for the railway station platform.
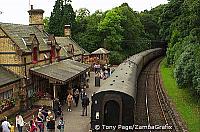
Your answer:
[19,71,105,132]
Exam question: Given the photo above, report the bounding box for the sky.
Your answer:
[0,0,168,25]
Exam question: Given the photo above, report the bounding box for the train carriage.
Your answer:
[91,48,163,131]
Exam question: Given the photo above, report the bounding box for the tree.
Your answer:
[117,3,150,55]
[73,10,103,52]
[48,0,63,36]
[43,17,49,32]
[61,3,76,35]
[98,9,124,51]
[48,0,75,36]
[139,5,165,41]
[159,0,184,41]
[109,51,125,65]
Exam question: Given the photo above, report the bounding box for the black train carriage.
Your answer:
[91,48,163,131]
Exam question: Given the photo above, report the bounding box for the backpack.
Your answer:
[82,97,89,106]
[86,97,90,106]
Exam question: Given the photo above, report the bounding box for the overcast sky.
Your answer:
[0,0,168,25]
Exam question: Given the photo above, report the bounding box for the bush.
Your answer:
[109,51,125,65]
[174,46,195,88]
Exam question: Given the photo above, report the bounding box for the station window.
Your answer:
[50,46,56,60]
[0,90,13,99]
[32,47,38,63]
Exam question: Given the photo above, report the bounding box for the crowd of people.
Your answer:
[0,69,93,132]
[94,64,111,80]
[66,88,90,116]
[1,88,90,132]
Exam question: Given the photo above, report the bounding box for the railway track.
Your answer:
[135,57,183,132]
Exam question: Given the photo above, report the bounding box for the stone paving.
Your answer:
[61,72,99,132]
[19,71,104,132]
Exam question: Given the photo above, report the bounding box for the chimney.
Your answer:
[64,25,71,37]
[28,5,44,31]
[31,5,33,10]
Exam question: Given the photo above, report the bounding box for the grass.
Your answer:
[160,58,200,132]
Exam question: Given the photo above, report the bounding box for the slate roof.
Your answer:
[0,23,49,52]
[30,59,90,84]
[0,66,21,87]
[55,37,90,58]
[91,48,110,55]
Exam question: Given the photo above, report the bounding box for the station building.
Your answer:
[0,5,90,117]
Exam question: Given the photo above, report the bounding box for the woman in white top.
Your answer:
[1,116,11,132]
[15,113,24,132]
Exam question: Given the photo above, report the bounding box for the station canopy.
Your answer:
[91,48,110,55]
[30,59,90,84]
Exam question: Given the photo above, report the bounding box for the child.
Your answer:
[29,119,37,132]
[10,122,15,132]
[58,117,64,132]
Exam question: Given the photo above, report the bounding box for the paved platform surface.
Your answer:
[19,72,105,132]
[61,72,98,132]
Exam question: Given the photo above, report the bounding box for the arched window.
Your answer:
[32,47,38,63]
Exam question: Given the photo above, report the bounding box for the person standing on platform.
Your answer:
[52,98,60,119]
[29,119,37,132]
[81,94,90,116]
[15,113,24,132]
[46,111,55,132]
[58,117,64,132]
[36,112,44,132]
[67,93,73,112]
[10,122,14,132]
[80,89,86,100]
[73,89,80,107]
[1,116,11,132]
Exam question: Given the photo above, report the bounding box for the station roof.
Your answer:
[0,66,21,87]
[91,48,110,55]
[0,23,49,52]
[30,59,90,84]
[55,37,90,58]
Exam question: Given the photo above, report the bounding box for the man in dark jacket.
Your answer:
[81,94,90,116]
[52,98,60,119]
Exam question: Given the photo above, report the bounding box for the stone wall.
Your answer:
[0,81,21,119]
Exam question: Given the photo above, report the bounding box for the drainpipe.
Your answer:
[24,57,27,77]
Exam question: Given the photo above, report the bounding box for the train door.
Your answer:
[103,100,120,125]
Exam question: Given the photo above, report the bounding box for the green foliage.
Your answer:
[73,3,150,60]
[61,3,76,34]
[159,0,184,41]
[48,0,63,36]
[73,9,103,52]
[48,0,75,36]
[109,51,125,65]
[161,59,200,131]
[116,3,149,55]
[160,0,200,96]
[139,5,165,41]
[43,17,49,32]
[193,64,200,94]
[98,9,124,51]
[174,46,195,88]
